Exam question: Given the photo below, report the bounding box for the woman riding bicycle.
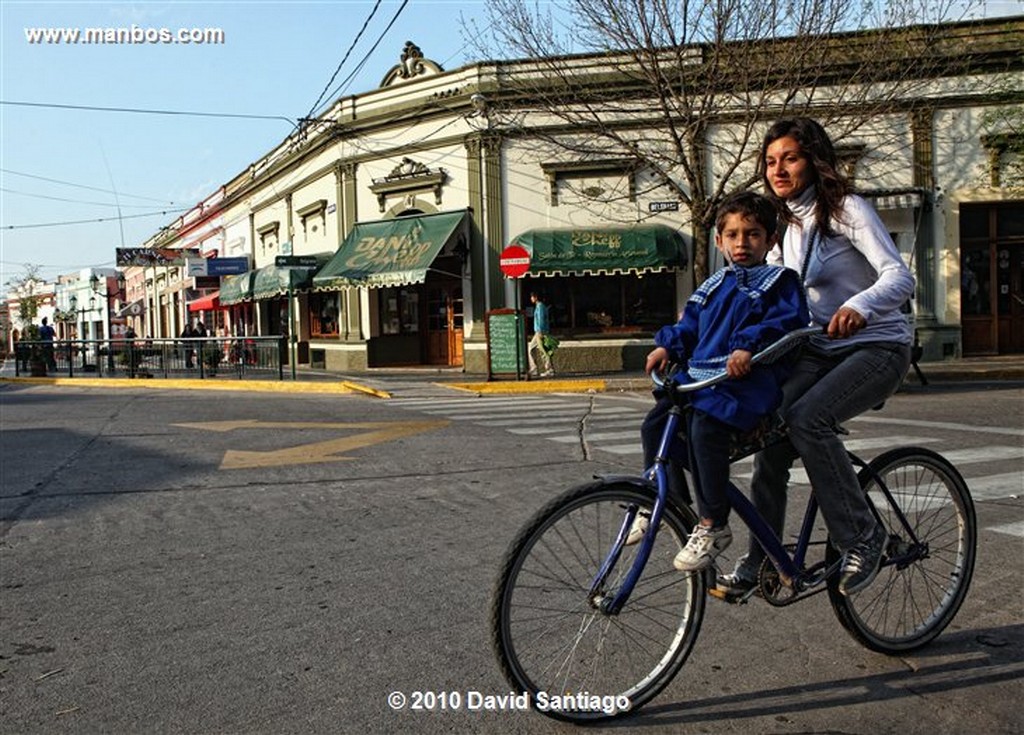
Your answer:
[720,117,916,598]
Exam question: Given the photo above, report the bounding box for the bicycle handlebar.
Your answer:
[650,325,823,393]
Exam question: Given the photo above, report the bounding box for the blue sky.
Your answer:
[1,0,492,284]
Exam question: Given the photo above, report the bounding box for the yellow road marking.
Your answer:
[176,419,449,470]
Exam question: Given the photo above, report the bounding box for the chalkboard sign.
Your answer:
[486,309,526,380]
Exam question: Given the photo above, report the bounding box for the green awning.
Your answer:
[313,210,467,290]
[252,254,332,300]
[513,224,688,276]
[219,271,256,305]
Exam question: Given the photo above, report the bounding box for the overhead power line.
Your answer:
[1,100,297,129]
[1,187,182,209]
[304,0,384,121]
[311,0,411,119]
[4,208,189,230]
[1,168,178,204]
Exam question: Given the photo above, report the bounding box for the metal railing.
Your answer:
[13,336,286,380]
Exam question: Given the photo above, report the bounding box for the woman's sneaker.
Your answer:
[715,572,757,600]
[838,523,887,596]
[674,525,733,571]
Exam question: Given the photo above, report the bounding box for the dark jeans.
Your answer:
[642,393,738,517]
[642,397,765,529]
[641,393,691,507]
[733,341,911,581]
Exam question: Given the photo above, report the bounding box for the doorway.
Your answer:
[425,277,464,366]
[960,202,1024,355]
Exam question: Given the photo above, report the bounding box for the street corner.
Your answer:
[443,378,607,395]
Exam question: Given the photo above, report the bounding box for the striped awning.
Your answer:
[313,211,468,290]
[862,189,925,211]
[219,271,256,305]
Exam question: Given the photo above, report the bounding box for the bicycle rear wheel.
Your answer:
[491,480,704,723]
[827,447,976,653]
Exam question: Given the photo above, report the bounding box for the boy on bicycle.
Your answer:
[635,190,809,572]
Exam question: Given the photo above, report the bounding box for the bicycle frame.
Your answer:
[585,325,936,612]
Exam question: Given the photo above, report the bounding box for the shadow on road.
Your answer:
[631,623,1023,727]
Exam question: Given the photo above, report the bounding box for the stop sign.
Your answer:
[499,244,531,278]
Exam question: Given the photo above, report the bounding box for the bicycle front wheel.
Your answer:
[491,480,704,723]
[827,447,976,653]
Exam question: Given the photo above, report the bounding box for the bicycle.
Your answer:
[490,326,976,723]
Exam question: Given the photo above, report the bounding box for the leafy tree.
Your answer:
[470,0,1003,284]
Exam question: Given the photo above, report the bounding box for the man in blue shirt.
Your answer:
[528,291,554,377]
[39,317,57,371]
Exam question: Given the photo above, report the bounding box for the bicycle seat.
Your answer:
[728,412,789,461]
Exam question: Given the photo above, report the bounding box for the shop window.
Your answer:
[379,287,420,335]
[310,293,340,337]
[522,272,677,335]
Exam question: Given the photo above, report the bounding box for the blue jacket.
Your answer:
[532,300,549,334]
[655,264,809,430]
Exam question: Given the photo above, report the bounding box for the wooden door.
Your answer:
[425,282,464,366]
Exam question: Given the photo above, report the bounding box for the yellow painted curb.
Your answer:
[340,380,392,399]
[445,379,607,394]
[1,376,359,395]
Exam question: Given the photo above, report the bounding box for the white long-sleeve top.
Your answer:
[770,187,915,350]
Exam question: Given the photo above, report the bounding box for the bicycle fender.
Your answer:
[591,474,657,491]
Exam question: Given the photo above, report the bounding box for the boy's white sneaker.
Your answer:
[674,525,733,571]
[624,513,650,545]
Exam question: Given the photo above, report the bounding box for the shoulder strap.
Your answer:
[799,226,819,283]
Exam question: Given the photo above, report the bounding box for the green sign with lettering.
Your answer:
[486,309,526,379]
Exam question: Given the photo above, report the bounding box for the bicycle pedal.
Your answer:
[708,587,753,605]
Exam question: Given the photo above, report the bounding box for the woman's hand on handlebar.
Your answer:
[645,346,671,375]
[827,306,866,339]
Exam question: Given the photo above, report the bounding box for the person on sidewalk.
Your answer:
[39,317,56,371]
[636,190,809,572]
[527,292,555,378]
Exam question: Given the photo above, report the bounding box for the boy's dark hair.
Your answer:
[715,190,778,238]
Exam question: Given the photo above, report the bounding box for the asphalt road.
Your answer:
[1,381,1021,734]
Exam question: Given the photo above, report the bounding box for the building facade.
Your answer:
[135,18,1024,372]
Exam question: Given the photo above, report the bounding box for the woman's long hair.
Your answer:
[758,118,852,237]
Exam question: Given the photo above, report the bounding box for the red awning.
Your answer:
[187,291,220,312]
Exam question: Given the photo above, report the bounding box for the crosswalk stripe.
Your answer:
[415,400,580,414]
[600,443,645,455]
[989,521,1024,537]
[390,396,553,407]
[966,472,1023,500]
[474,408,635,425]
[940,446,1023,465]
[507,425,588,435]
[551,430,640,443]
[389,393,1022,504]
[851,415,1024,438]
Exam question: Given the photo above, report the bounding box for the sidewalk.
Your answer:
[3,355,1022,399]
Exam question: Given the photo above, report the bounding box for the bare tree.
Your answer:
[6,263,44,331]
[979,93,1024,189]
[470,0,1005,284]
